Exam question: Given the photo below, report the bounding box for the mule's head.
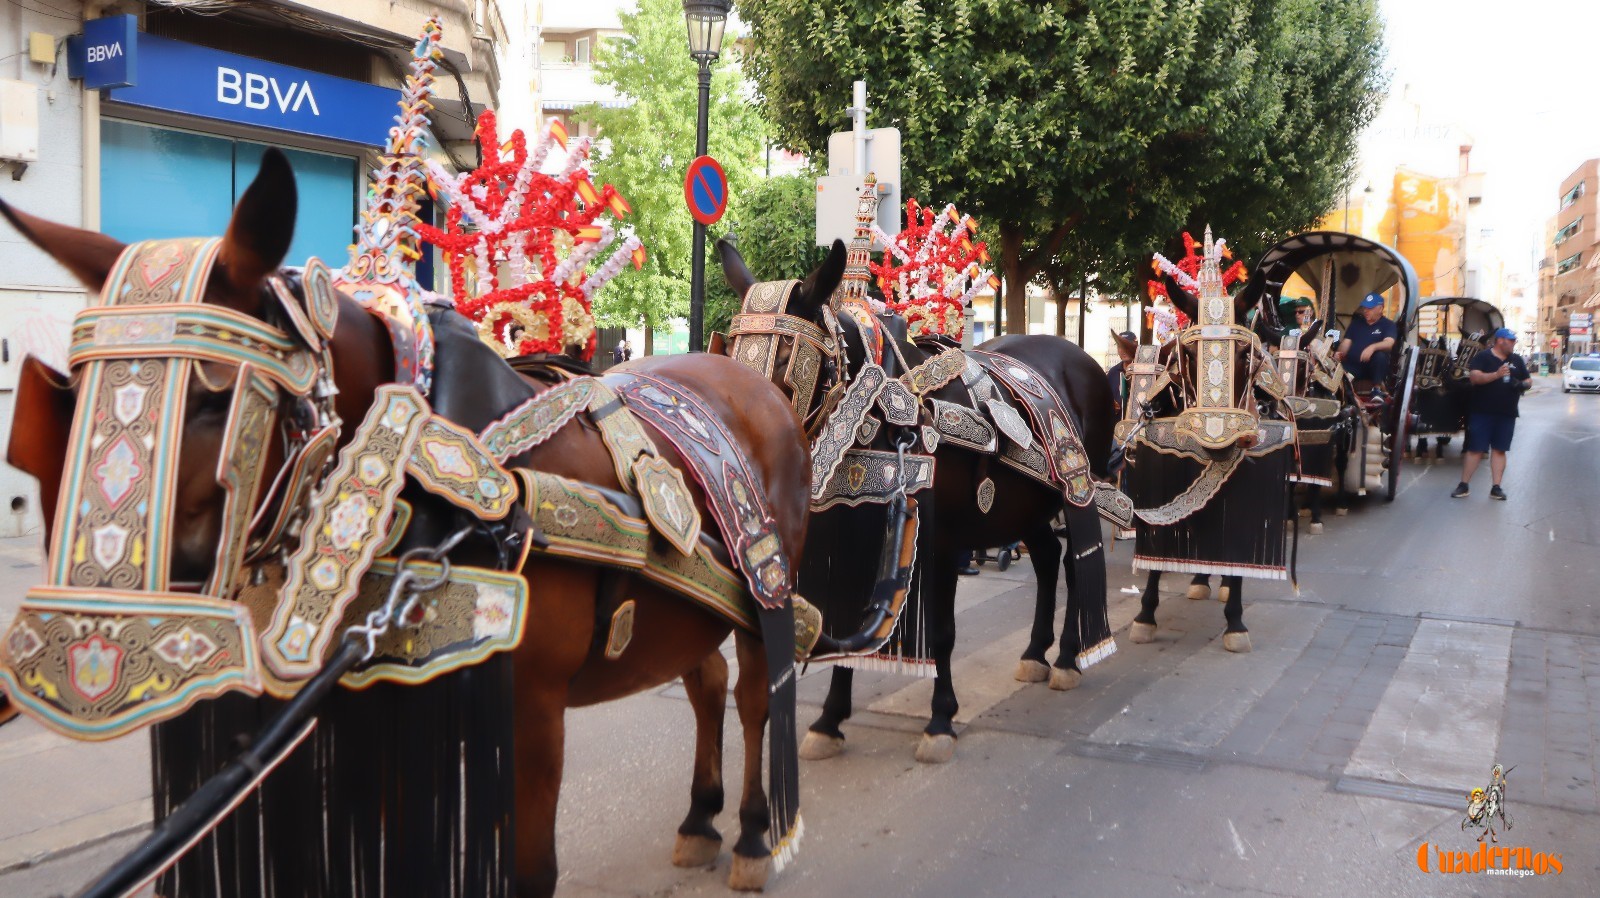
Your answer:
[716,237,849,425]
[2,150,340,589]
[1158,274,1275,449]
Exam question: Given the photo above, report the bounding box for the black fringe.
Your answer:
[149,656,516,897]
[1062,501,1112,657]
[755,604,801,864]
[1130,447,1294,577]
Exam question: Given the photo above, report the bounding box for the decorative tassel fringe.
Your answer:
[1131,556,1287,580]
[1076,637,1117,670]
[833,652,938,678]
[770,813,804,873]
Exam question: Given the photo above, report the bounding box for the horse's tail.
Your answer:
[1064,501,1115,668]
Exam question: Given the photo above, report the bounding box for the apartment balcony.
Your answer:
[541,64,624,111]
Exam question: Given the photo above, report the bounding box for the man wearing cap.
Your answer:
[1452,328,1532,500]
[1337,292,1397,387]
[1107,330,1138,417]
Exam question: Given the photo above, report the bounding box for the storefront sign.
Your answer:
[108,34,397,146]
[67,15,138,91]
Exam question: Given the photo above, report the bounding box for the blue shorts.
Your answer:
[1465,412,1515,453]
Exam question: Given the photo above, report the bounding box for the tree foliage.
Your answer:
[739,0,1385,333]
[580,0,766,337]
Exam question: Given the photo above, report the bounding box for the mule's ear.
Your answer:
[795,239,847,317]
[1163,274,1198,321]
[0,198,125,292]
[1111,328,1139,359]
[218,148,297,296]
[716,237,757,300]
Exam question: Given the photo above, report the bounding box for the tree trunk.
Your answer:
[643,324,654,356]
[1000,224,1029,335]
[1078,271,1089,347]
[1055,284,1068,337]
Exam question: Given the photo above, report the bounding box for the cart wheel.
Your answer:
[1387,347,1418,501]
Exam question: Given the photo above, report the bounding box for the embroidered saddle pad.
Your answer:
[967,350,1095,507]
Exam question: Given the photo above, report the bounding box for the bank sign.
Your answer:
[66,15,137,90]
[108,34,398,146]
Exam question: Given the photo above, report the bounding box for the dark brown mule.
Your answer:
[1118,273,1295,653]
[718,239,1116,764]
[1,150,809,896]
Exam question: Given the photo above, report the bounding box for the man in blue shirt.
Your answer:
[1337,292,1397,387]
[1451,328,1531,500]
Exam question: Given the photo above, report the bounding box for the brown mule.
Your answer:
[0,149,815,896]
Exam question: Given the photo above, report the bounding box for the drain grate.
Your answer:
[1073,741,1209,772]
[1334,776,1461,809]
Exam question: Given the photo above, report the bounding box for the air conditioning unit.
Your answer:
[0,80,41,167]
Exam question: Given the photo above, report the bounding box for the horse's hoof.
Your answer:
[1048,667,1082,691]
[798,730,844,761]
[728,852,771,891]
[1014,659,1050,683]
[1223,631,1253,653]
[672,833,722,868]
[1335,507,1349,517]
[1308,522,1324,535]
[1298,507,1312,518]
[915,733,956,764]
[1186,583,1210,601]
[1129,621,1156,643]
[1218,585,1230,603]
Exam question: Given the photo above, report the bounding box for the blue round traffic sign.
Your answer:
[684,155,728,226]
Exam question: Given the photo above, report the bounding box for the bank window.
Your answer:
[1556,217,1582,245]
[1561,181,1585,210]
[101,119,357,269]
[575,37,591,65]
[1558,252,1583,274]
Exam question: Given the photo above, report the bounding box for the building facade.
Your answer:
[0,0,500,536]
[1536,159,1598,357]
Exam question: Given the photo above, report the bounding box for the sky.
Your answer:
[1368,0,1600,277]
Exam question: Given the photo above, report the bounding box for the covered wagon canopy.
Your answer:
[1415,296,1504,341]
[1241,231,1421,343]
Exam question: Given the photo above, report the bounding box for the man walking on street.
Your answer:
[1452,327,1532,500]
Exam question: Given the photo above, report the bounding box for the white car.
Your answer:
[1564,356,1600,393]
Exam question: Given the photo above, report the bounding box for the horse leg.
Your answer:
[1049,523,1084,691]
[1131,570,1161,643]
[1307,485,1324,534]
[728,632,773,891]
[513,687,567,898]
[916,550,962,764]
[1015,524,1063,684]
[1187,572,1211,601]
[798,667,854,760]
[1221,575,1251,653]
[673,651,729,868]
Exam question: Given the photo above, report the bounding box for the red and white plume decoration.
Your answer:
[1145,229,1247,344]
[418,111,644,360]
[869,199,996,340]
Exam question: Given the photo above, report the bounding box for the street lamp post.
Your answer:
[683,0,731,353]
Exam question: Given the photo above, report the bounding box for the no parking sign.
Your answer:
[684,155,727,226]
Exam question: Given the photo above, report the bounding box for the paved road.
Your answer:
[2,386,1596,896]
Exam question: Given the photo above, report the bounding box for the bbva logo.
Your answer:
[86,42,123,63]
[216,67,320,116]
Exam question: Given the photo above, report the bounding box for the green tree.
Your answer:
[739,0,1384,333]
[580,0,765,350]
[714,171,829,332]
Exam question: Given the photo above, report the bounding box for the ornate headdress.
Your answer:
[335,18,444,393]
[1146,230,1248,343]
[418,112,643,360]
[869,199,996,340]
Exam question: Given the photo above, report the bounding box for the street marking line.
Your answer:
[1344,619,1512,791]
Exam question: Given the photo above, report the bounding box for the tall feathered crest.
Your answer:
[418,111,643,361]
[869,199,995,340]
